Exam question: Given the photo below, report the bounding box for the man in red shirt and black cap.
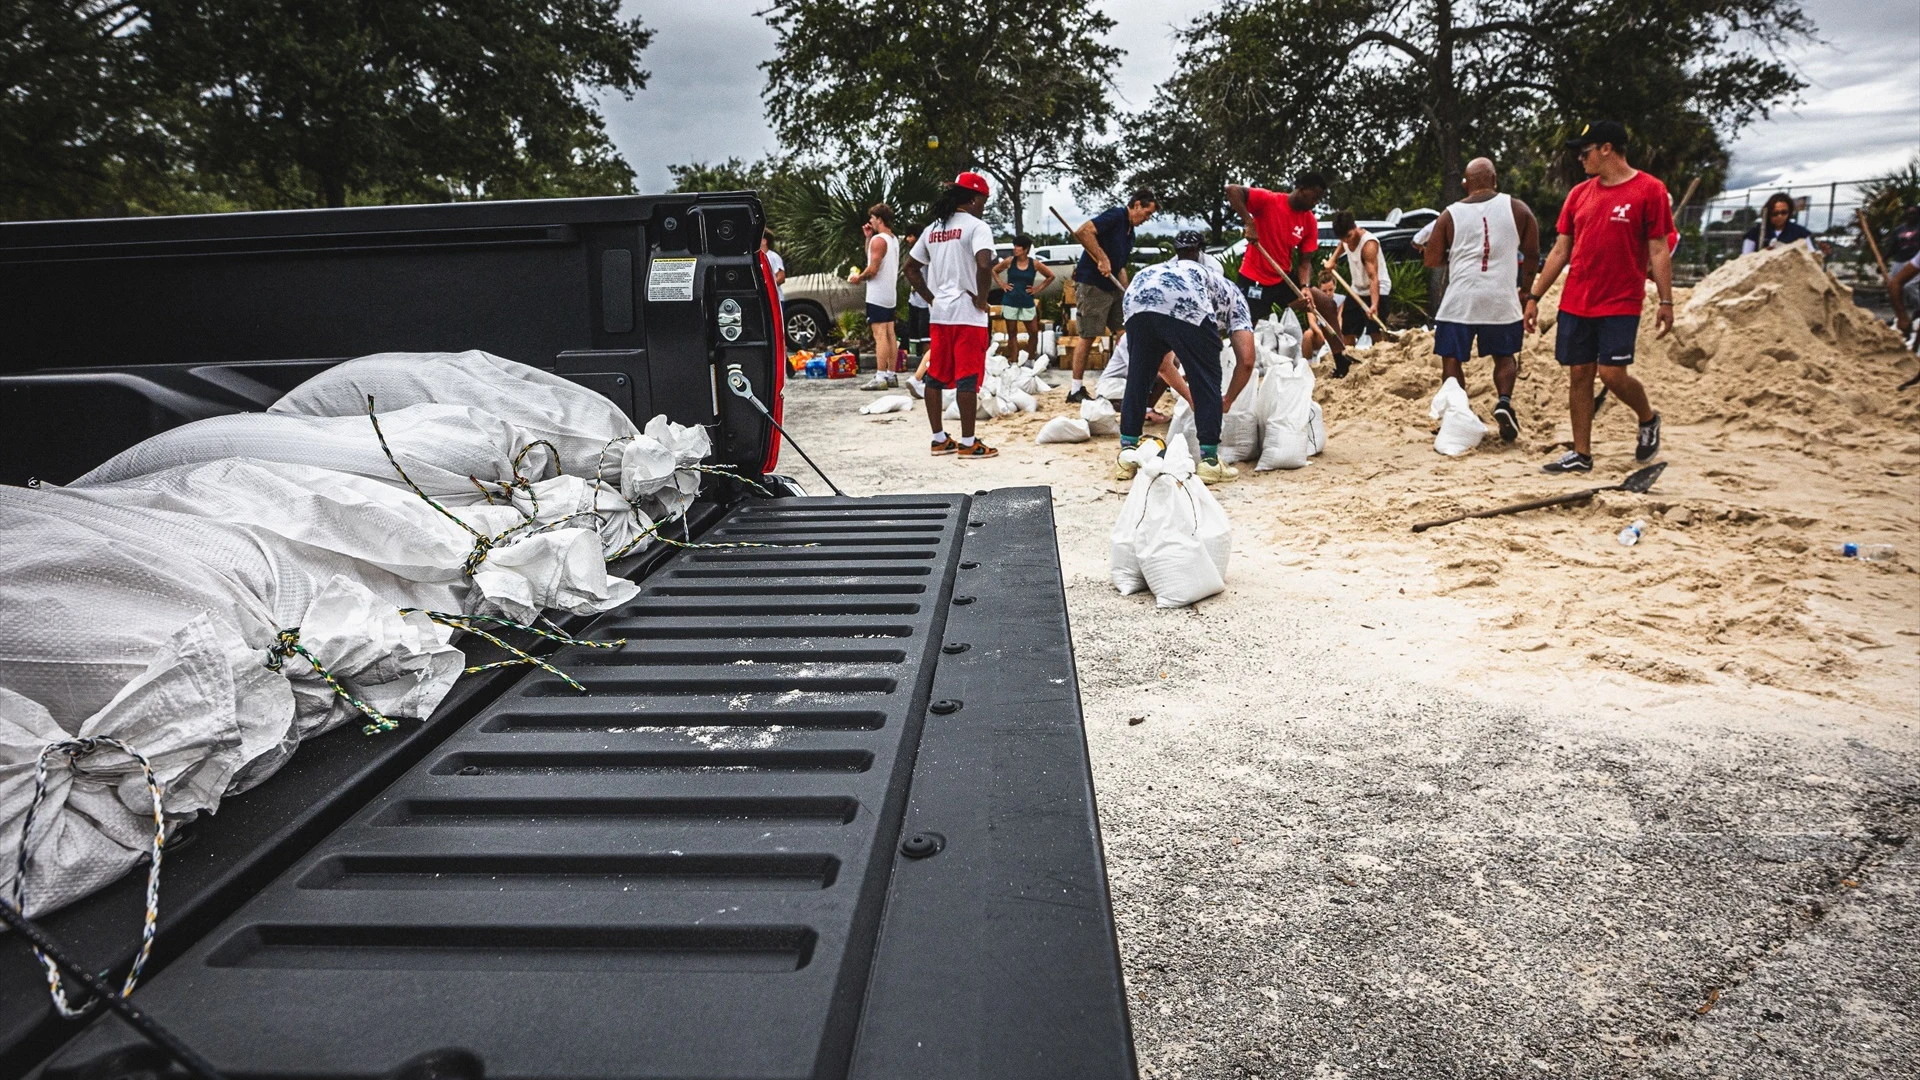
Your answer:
[1525,120,1673,474]
[1227,172,1352,376]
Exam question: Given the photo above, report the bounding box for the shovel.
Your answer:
[1411,462,1668,533]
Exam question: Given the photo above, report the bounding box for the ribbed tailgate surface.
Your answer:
[49,495,967,1079]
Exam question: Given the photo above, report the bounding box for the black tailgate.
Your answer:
[41,488,1134,1079]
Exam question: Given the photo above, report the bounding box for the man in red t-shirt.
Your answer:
[1524,121,1674,474]
[1227,172,1353,376]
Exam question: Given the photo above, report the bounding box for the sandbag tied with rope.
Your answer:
[269,349,645,477]
[1109,439,1232,610]
[0,486,462,756]
[72,402,555,502]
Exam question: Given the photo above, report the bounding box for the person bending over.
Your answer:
[1066,189,1158,402]
[1326,210,1393,346]
[1227,173,1352,376]
[1116,230,1255,485]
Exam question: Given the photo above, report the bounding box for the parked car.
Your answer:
[779,271,861,351]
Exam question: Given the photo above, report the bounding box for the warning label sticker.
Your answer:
[646,257,698,302]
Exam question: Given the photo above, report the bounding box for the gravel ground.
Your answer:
[781,375,1919,1079]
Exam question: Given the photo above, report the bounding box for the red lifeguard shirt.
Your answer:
[1237,187,1319,285]
[1556,171,1674,318]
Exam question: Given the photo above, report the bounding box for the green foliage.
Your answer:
[764,164,940,277]
[1859,156,1920,243]
[835,307,867,344]
[1132,0,1811,225]
[0,0,653,220]
[758,0,1122,225]
[1385,260,1430,318]
[668,157,778,196]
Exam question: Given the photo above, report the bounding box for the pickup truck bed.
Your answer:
[0,195,1133,1077]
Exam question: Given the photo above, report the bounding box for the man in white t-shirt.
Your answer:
[904,172,1000,459]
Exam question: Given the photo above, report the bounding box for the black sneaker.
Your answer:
[1331,351,1352,379]
[1542,451,1592,474]
[1636,412,1662,462]
[1065,386,1088,404]
[1493,399,1519,443]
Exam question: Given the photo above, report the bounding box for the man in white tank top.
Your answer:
[851,202,901,390]
[1325,210,1391,346]
[1423,158,1540,442]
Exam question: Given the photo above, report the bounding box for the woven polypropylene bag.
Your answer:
[270,351,640,477]
[73,403,552,501]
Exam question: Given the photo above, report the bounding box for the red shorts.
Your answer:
[925,323,989,391]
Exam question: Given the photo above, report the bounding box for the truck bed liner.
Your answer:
[42,488,1133,1079]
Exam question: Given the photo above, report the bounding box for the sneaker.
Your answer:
[1197,458,1239,485]
[907,377,925,400]
[955,438,998,460]
[930,436,960,456]
[1542,451,1593,474]
[1635,412,1662,462]
[860,373,893,390]
[1493,399,1519,443]
[1115,455,1139,482]
[1065,386,1089,404]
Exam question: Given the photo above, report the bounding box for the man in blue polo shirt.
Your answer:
[1066,188,1157,402]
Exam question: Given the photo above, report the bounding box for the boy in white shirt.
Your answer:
[904,172,1000,459]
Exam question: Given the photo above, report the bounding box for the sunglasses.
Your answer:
[1576,145,1598,160]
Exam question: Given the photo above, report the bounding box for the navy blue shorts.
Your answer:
[1433,319,1523,360]
[1556,312,1639,366]
[865,302,896,325]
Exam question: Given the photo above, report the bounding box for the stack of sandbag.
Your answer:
[1430,377,1486,456]
[0,486,467,916]
[1256,352,1325,471]
[1109,440,1231,609]
[72,459,637,622]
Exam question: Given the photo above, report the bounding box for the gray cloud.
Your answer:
[602,0,1919,198]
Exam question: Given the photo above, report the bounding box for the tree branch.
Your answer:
[1347,28,1432,67]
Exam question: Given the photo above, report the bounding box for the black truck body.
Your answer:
[0,196,1135,1078]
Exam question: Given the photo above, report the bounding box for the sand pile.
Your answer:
[1329,244,1917,449]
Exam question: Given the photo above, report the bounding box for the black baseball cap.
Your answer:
[1565,120,1629,151]
[1174,229,1205,251]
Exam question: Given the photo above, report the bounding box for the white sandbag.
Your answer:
[860,394,915,415]
[1081,397,1120,436]
[1,622,257,917]
[269,351,642,479]
[1278,308,1303,342]
[633,415,712,522]
[1256,354,1316,471]
[72,404,552,500]
[0,487,462,745]
[1111,441,1229,608]
[1009,389,1038,413]
[1431,377,1487,456]
[1307,400,1327,456]
[1108,443,1157,595]
[1218,344,1262,465]
[69,459,635,619]
[1166,395,1201,464]
[1035,417,1091,444]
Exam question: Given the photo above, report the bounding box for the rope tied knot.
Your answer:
[264,627,398,734]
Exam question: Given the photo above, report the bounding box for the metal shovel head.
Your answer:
[1619,461,1667,494]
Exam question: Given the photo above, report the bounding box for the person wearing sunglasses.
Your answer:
[1741,193,1815,255]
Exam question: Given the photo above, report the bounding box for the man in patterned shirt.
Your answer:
[1117,230,1256,485]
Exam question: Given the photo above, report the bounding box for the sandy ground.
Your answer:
[778,248,1919,1078]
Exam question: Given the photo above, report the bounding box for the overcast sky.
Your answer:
[600,0,1919,209]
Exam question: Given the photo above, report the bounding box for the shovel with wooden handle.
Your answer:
[1323,260,1400,342]
[1411,462,1667,533]
[1246,239,1345,351]
[1050,206,1123,289]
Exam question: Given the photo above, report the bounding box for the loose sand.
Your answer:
[779,245,1919,1077]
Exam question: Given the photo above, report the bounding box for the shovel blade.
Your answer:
[1619,461,1667,494]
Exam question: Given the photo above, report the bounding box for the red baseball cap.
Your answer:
[954,171,991,196]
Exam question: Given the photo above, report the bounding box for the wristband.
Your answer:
[1658,300,1673,307]
[1527,293,1542,303]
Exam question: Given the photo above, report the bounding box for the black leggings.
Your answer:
[1121,312,1221,444]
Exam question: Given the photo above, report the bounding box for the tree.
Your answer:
[758,0,1122,226]
[764,163,939,276]
[139,0,653,208]
[0,2,153,219]
[1152,0,1811,214]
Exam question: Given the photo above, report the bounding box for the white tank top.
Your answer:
[865,232,899,307]
[1340,230,1390,295]
[1435,193,1523,325]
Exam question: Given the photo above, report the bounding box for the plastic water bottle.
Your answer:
[1617,519,1646,547]
[1840,543,1896,561]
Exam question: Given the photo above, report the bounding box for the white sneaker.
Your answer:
[860,373,893,391]
[907,377,925,400]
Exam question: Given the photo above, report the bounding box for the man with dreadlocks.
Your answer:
[904,171,1000,459]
